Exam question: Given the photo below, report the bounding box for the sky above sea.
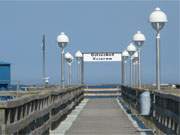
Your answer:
[0,0,179,85]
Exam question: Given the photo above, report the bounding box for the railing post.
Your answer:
[29,102,32,114]
[178,102,180,135]
[24,104,28,117]
[0,109,6,134]
[48,94,52,130]
[14,107,18,122]
[6,109,11,125]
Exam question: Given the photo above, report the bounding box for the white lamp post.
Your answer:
[132,51,138,87]
[127,42,137,87]
[75,50,83,85]
[133,31,146,88]
[57,32,69,88]
[134,60,139,88]
[65,52,74,86]
[149,7,168,90]
[121,50,129,86]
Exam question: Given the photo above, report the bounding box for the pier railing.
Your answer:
[121,86,180,135]
[0,86,84,135]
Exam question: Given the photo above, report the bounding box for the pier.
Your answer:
[0,1,179,135]
[0,85,179,135]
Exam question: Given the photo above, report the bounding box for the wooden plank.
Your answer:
[65,98,140,135]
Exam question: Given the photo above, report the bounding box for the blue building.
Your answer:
[0,62,11,89]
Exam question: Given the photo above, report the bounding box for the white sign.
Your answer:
[83,52,121,62]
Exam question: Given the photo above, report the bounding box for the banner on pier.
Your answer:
[83,52,121,62]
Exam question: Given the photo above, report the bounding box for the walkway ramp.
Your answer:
[65,98,140,135]
[84,88,121,98]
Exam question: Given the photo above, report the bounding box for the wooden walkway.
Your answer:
[64,98,140,135]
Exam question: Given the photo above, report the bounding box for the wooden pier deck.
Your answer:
[53,98,140,135]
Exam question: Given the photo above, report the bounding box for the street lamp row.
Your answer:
[57,32,83,88]
[122,7,167,90]
[56,7,167,90]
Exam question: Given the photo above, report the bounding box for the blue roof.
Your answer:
[0,61,11,65]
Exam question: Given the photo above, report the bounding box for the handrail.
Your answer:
[121,86,180,135]
[0,86,84,135]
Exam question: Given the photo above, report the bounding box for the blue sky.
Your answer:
[0,1,179,84]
